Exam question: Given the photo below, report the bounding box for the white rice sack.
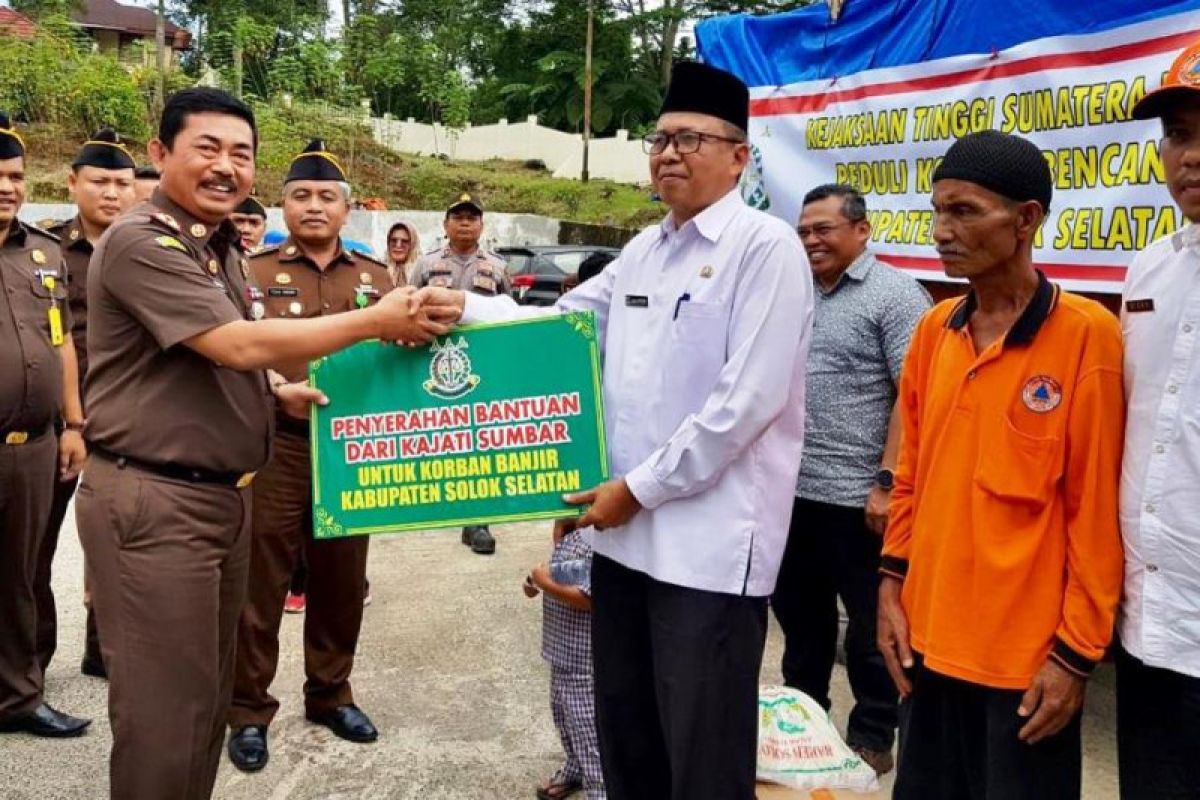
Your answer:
[757,684,881,793]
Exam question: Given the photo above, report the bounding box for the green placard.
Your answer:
[309,312,608,538]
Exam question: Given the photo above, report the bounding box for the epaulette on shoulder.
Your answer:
[146,211,183,233]
[26,223,60,243]
[352,250,389,269]
[249,244,280,259]
[36,217,68,233]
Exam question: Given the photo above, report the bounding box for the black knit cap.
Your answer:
[72,128,136,171]
[284,139,347,183]
[0,111,24,160]
[234,194,266,217]
[660,61,750,132]
[932,130,1052,211]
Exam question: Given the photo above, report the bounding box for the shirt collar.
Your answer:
[946,269,1059,347]
[149,188,239,250]
[279,237,354,268]
[1174,223,1200,252]
[64,215,91,252]
[660,187,745,243]
[2,218,29,247]
[814,251,875,296]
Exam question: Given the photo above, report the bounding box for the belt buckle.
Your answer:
[236,472,256,489]
[4,431,28,445]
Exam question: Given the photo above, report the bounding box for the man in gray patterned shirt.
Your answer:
[771,184,930,775]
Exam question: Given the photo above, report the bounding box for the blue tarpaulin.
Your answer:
[695,0,1200,88]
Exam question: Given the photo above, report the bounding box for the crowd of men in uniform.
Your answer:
[0,40,1198,800]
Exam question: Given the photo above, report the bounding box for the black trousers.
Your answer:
[1117,644,1200,799]
[895,655,1081,799]
[771,496,897,751]
[591,555,767,800]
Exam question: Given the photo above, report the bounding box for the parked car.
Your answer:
[497,245,622,305]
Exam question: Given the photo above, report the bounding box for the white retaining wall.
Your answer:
[370,115,649,185]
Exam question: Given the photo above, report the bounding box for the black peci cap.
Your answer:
[233,194,266,217]
[659,61,750,133]
[932,130,1052,212]
[72,128,136,171]
[0,111,25,160]
[284,139,348,183]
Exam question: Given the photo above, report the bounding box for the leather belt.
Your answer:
[92,447,256,489]
[2,423,50,446]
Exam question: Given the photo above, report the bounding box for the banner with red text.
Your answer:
[309,314,608,538]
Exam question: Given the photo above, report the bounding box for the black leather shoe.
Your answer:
[307,704,378,743]
[228,725,269,772]
[468,526,496,555]
[0,703,91,738]
[80,655,107,679]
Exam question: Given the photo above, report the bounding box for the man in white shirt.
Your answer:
[416,61,812,799]
[1118,41,1200,799]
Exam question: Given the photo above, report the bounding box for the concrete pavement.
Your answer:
[3,511,1120,798]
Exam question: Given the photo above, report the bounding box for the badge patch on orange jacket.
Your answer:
[1022,375,1063,413]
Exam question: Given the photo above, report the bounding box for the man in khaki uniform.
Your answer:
[227,140,392,773]
[414,192,509,554]
[77,88,452,800]
[0,112,90,739]
[230,193,267,252]
[38,129,136,681]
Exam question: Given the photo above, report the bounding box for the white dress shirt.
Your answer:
[1120,225,1200,678]
[463,188,813,595]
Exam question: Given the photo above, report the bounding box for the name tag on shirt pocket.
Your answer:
[1125,298,1155,313]
[625,294,649,308]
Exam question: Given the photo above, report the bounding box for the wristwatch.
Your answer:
[875,469,895,491]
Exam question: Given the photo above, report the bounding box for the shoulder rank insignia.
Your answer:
[151,213,181,232]
[155,235,188,252]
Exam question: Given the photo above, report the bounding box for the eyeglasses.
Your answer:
[797,222,854,239]
[389,237,411,246]
[642,130,744,155]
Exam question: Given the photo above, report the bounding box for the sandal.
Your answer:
[535,778,583,800]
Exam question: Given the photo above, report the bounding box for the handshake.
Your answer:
[370,286,467,346]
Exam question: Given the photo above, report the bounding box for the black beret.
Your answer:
[0,111,24,160]
[932,130,1052,212]
[284,139,347,183]
[72,128,136,171]
[234,195,266,217]
[660,61,750,133]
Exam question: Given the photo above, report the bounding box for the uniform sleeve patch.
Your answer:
[155,235,188,252]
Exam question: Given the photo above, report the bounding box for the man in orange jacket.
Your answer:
[877,130,1125,799]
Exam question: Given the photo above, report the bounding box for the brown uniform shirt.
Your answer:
[251,238,394,384]
[0,220,69,432]
[414,246,510,296]
[84,190,272,474]
[45,216,93,385]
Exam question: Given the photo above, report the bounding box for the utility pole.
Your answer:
[232,31,244,100]
[581,0,594,183]
[154,0,166,120]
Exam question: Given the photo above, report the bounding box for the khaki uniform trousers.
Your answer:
[77,454,251,800]
[0,431,56,722]
[229,429,368,729]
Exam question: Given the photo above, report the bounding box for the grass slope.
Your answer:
[18,106,663,229]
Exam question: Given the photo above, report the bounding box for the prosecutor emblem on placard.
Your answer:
[423,337,481,399]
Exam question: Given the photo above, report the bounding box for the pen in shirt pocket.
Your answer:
[673,292,691,320]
